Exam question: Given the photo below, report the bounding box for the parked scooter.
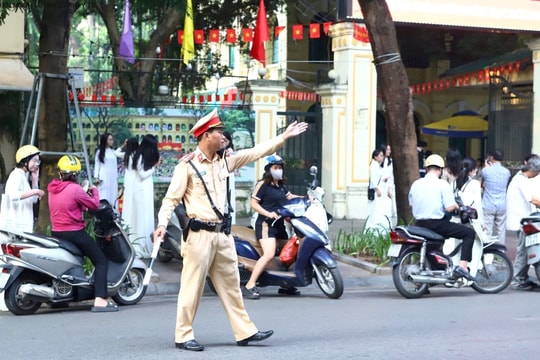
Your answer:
[519,211,540,278]
[0,200,147,315]
[388,206,513,299]
[155,204,185,264]
[211,166,343,299]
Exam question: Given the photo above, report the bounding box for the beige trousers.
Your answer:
[175,230,258,343]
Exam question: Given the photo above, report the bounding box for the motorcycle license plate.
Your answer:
[387,244,402,257]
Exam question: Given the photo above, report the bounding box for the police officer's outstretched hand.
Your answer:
[282,121,308,140]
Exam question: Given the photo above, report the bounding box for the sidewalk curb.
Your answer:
[333,253,392,275]
[144,254,390,297]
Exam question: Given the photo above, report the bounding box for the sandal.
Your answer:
[241,286,261,300]
[91,303,119,312]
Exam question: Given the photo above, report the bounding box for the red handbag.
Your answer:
[279,236,299,266]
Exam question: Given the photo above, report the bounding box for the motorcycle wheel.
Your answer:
[315,265,344,299]
[5,272,43,315]
[392,250,430,299]
[471,250,513,294]
[112,268,147,305]
[156,248,173,263]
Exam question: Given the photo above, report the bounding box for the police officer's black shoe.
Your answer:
[175,339,204,351]
[236,330,274,346]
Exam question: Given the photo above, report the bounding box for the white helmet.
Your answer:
[424,154,445,168]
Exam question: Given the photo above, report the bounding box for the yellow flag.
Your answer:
[182,0,194,65]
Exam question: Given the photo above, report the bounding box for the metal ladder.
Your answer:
[20,72,92,183]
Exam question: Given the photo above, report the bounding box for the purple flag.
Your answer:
[118,0,134,63]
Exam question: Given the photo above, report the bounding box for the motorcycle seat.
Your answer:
[231,225,262,254]
[520,212,540,224]
[58,240,84,257]
[397,226,445,241]
[231,225,289,257]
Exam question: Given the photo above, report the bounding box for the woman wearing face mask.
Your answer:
[243,155,302,299]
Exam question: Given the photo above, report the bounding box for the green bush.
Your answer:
[332,217,392,266]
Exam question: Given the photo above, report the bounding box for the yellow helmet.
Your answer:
[15,145,40,163]
[57,155,81,174]
[424,154,445,168]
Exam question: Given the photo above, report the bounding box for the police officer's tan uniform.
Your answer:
[157,113,288,344]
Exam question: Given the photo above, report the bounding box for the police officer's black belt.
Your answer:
[189,219,224,232]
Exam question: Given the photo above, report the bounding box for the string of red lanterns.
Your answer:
[410,59,527,95]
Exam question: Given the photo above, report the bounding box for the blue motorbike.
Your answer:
[218,193,343,299]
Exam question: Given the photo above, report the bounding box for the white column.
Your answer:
[527,38,540,155]
[318,84,348,218]
[316,22,377,219]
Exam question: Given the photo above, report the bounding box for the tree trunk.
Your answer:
[358,0,418,224]
[35,0,79,232]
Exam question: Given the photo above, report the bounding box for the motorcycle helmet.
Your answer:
[15,145,40,164]
[264,154,285,171]
[424,154,445,168]
[57,155,82,180]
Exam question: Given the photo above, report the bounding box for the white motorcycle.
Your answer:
[519,211,540,278]
[0,200,147,315]
[388,206,514,299]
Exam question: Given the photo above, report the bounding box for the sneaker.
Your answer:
[512,280,538,290]
[241,286,261,300]
[277,287,301,296]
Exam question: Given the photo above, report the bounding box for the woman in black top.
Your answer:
[243,155,301,299]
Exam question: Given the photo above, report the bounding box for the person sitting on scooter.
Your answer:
[409,154,477,281]
[245,155,303,299]
[47,155,117,312]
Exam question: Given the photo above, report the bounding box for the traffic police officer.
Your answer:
[153,108,308,351]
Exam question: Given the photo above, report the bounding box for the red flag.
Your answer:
[209,29,220,43]
[194,30,204,44]
[250,0,269,66]
[226,29,236,43]
[177,30,184,44]
[274,26,286,38]
[292,24,303,40]
[309,23,320,39]
[323,22,332,35]
[353,23,369,43]
[242,28,253,42]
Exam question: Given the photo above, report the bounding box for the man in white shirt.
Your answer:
[409,154,476,281]
[506,155,540,289]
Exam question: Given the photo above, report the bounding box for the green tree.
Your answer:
[0,0,284,230]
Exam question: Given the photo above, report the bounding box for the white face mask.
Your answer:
[270,168,283,180]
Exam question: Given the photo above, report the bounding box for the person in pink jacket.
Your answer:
[48,155,117,312]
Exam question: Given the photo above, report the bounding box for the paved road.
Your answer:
[1,280,539,360]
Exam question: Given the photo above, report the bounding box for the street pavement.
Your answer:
[144,217,521,297]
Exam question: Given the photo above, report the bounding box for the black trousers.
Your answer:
[52,229,108,298]
[415,219,475,262]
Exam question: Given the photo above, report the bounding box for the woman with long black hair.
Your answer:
[93,132,123,207]
[130,135,160,257]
